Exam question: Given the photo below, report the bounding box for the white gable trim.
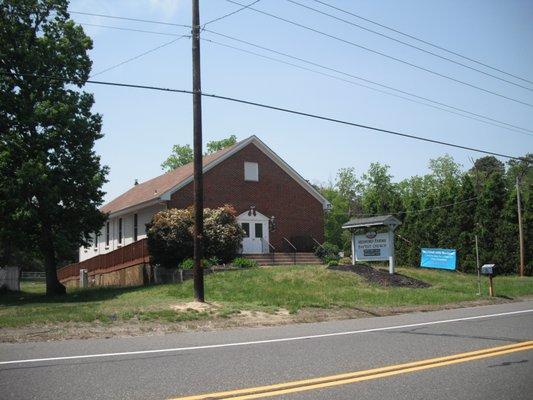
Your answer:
[163,136,331,209]
[107,198,165,219]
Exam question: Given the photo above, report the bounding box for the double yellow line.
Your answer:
[172,341,533,400]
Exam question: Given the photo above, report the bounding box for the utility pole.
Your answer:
[192,0,204,301]
[516,175,525,277]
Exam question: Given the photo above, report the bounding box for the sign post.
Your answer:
[388,228,395,274]
[347,216,401,275]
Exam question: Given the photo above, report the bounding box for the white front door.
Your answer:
[238,211,269,254]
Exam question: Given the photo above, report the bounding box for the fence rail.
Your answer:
[21,271,45,280]
[57,238,149,281]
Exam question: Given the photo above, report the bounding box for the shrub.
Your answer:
[339,257,352,265]
[146,208,194,269]
[232,257,258,268]
[315,242,340,261]
[324,255,340,265]
[205,256,220,267]
[147,205,244,268]
[327,259,339,267]
[180,258,218,269]
[180,258,194,270]
[203,205,244,263]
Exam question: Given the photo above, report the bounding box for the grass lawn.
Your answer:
[1,266,532,328]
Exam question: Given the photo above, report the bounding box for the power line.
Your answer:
[354,196,479,218]
[310,0,533,86]
[80,23,182,37]
[2,72,525,161]
[69,10,191,29]
[286,0,533,93]
[202,29,533,137]
[202,37,532,138]
[90,34,190,78]
[224,0,533,109]
[203,0,261,27]
[74,19,533,136]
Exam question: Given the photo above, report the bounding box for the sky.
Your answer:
[68,0,533,203]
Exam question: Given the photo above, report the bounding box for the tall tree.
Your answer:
[161,135,238,171]
[206,134,237,154]
[161,144,193,171]
[0,0,108,295]
[360,163,400,215]
[336,167,361,216]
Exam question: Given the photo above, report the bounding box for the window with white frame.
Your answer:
[244,162,259,181]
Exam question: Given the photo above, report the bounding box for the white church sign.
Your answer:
[354,231,390,262]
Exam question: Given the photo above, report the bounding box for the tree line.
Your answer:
[317,154,532,275]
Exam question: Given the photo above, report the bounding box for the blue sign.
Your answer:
[420,248,456,270]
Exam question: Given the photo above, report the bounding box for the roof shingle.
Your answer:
[100,140,240,215]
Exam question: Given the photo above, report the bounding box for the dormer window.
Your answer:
[244,162,259,181]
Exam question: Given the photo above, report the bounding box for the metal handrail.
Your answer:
[265,240,276,264]
[311,237,324,250]
[283,237,297,264]
[267,241,276,252]
[283,237,297,251]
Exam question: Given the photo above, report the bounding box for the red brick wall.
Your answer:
[168,143,324,251]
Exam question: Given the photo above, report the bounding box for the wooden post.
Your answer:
[388,226,395,275]
[351,232,356,265]
[488,275,494,297]
[475,234,481,295]
[192,0,205,302]
[516,176,525,277]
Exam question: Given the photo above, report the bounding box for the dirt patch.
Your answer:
[234,309,292,325]
[0,297,523,343]
[170,301,221,312]
[328,264,431,288]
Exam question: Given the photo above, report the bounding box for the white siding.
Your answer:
[78,203,166,262]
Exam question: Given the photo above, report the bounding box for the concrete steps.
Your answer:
[243,252,323,266]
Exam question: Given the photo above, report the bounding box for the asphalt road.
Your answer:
[1,300,532,400]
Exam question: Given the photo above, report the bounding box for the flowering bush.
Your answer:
[203,205,244,263]
[146,205,243,268]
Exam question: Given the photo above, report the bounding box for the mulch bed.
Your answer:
[328,264,431,288]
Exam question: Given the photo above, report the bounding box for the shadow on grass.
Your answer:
[0,284,150,306]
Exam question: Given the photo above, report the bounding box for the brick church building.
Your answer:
[79,135,329,262]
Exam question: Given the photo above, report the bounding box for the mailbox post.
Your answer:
[481,264,495,297]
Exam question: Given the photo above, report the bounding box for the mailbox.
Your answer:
[481,264,496,276]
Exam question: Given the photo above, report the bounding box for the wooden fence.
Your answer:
[57,238,149,282]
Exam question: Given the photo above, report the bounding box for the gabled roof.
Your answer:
[101,135,330,216]
[342,215,401,229]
